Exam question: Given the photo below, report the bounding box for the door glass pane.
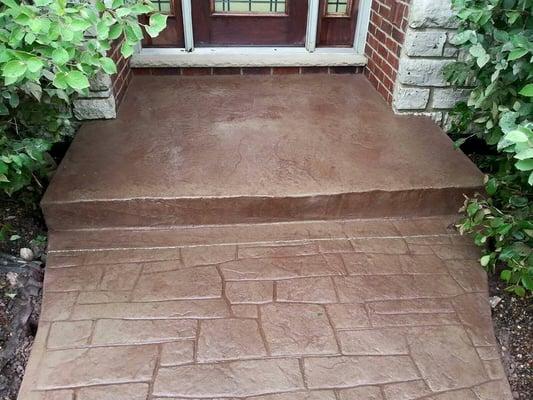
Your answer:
[213,0,287,14]
[326,0,349,15]
[153,0,172,13]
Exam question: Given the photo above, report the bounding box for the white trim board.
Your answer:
[181,0,194,52]
[353,0,372,54]
[131,47,367,68]
[305,0,320,52]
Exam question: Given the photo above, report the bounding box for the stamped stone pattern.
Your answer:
[18,217,512,400]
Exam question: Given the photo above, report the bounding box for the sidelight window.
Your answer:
[325,0,351,16]
[212,0,287,14]
[152,0,173,14]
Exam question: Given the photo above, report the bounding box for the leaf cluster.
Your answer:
[0,0,167,196]
[445,0,533,295]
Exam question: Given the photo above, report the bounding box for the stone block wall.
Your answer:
[391,0,468,126]
[364,0,411,104]
[72,38,132,120]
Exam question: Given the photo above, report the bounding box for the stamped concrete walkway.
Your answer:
[19,216,512,400]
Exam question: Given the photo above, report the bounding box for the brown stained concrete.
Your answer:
[41,74,482,229]
[19,217,513,400]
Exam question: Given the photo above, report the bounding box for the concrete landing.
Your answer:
[18,216,513,400]
[42,74,482,229]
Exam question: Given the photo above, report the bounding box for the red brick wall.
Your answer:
[109,38,133,108]
[364,0,410,104]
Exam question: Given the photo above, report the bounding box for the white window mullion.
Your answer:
[181,0,194,52]
[353,0,372,54]
[305,0,320,52]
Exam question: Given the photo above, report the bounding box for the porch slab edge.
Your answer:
[131,47,368,68]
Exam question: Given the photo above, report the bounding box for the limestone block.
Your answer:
[84,88,112,99]
[409,0,459,28]
[443,32,460,57]
[404,29,447,57]
[432,88,470,109]
[89,71,112,91]
[393,86,430,110]
[443,44,459,57]
[73,96,116,120]
[397,58,453,86]
[412,111,445,125]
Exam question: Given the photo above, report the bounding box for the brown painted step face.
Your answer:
[41,74,482,229]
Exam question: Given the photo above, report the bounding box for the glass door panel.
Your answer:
[192,0,308,46]
[318,0,358,46]
[141,0,184,47]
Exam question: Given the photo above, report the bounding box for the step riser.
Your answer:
[42,188,477,230]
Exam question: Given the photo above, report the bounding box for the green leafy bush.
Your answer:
[444,0,532,295]
[0,0,167,196]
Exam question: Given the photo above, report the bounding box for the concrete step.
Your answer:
[42,74,482,230]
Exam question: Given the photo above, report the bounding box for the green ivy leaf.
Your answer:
[467,202,479,217]
[480,255,491,267]
[476,53,490,68]
[500,269,512,282]
[65,70,90,90]
[486,178,498,195]
[149,13,167,32]
[509,196,528,208]
[451,30,476,45]
[508,48,528,61]
[2,60,27,78]
[70,18,92,32]
[108,24,122,40]
[521,275,533,290]
[469,43,486,58]
[52,47,69,65]
[515,149,533,160]
[1,0,19,8]
[504,129,529,143]
[499,112,518,135]
[518,84,533,97]
[116,7,131,18]
[515,159,533,171]
[26,57,43,73]
[120,43,134,58]
[131,4,153,14]
[96,20,110,40]
[99,56,117,74]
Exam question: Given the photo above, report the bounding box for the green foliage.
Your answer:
[0,0,167,196]
[444,0,533,295]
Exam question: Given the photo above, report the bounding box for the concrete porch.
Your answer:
[17,74,514,400]
[42,74,482,229]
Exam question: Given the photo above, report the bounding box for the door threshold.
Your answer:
[131,47,367,68]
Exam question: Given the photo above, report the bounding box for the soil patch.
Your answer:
[0,196,46,256]
[489,273,533,399]
[0,255,43,400]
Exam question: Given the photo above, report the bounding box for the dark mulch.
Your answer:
[489,274,533,399]
[0,196,46,256]
[0,255,43,400]
[0,197,45,400]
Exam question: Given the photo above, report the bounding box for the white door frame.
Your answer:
[133,0,372,67]
[181,0,194,52]
[305,0,320,52]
